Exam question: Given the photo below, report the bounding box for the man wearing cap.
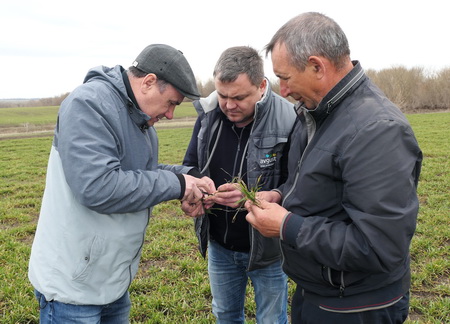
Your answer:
[28,44,215,323]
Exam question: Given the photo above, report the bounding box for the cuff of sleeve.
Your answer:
[280,212,304,244]
[271,188,282,196]
[176,174,185,200]
[270,189,282,201]
[187,167,203,178]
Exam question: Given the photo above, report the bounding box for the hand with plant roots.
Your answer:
[181,176,216,217]
[181,199,206,217]
[245,199,288,238]
[181,175,215,204]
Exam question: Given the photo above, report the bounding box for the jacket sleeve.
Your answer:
[282,119,422,273]
[55,87,183,214]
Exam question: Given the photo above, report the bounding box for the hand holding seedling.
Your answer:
[204,183,244,209]
[245,199,288,238]
[181,198,207,217]
[255,190,282,204]
[180,176,216,217]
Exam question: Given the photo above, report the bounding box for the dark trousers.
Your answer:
[291,289,410,324]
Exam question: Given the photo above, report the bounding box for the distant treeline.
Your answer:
[2,66,449,113]
[0,93,70,108]
[366,66,450,112]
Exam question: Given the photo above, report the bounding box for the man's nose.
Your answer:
[279,81,290,98]
[165,107,175,120]
[226,98,237,109]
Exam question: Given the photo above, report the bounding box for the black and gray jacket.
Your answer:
[183,81,296,271]
[279,61,422,312]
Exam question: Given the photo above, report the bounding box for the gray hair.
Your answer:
[128,66,169,92]
[265,12,350,71]
[213,46,264,86]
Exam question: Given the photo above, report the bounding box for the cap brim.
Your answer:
[176,88,200,100]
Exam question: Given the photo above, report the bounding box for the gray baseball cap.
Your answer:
[132,44,200,100]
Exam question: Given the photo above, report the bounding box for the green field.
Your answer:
[0,111,449,323]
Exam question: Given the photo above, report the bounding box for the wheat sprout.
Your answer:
[202,171,264,223]
[229,174,263,222]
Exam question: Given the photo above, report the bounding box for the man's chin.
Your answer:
[229,117,254,127]
[148,118,160,126]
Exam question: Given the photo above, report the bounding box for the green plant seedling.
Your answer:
[230,174,264,222]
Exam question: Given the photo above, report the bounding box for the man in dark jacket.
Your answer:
[245,13,422,324]
[182,46,295,323]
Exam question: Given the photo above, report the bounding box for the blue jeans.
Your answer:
[34,290,131,323]
[291,288,410,324]
[208,240,288,324]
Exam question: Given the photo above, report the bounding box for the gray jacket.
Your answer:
[184,83,296,271]
[279,62,422,312]
[29,65,192,305]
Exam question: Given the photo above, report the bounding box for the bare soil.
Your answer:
[0,118,197,140]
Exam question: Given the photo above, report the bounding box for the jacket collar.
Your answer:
[307,61,365,121]
[122,69,150,131]
[253,78,272,124]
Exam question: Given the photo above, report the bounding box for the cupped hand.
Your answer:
[244,199,287,238]
[256,190,282,204]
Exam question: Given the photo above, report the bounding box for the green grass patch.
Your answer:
[173,102,197,118]
[0,106,60,127]
[0,112,448,323]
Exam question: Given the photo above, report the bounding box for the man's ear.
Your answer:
[308,56,326,79]
[259,78,267,92]
[141,73,158,93]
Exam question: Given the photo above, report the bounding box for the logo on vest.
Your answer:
[259,153,277,168]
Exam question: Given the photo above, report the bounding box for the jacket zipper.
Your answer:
[280,111,315,270]
[245,105,259,270]
[339,270,345,298]
[224,125,246,245]
[282,111,316,205]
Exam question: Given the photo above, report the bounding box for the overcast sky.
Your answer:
[0,0,448,99]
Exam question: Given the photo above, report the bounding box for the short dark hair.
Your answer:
[213,46,264,86]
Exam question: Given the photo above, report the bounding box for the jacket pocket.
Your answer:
[252,135,289,187]
[253,136,288,169]
[72,235,105,282]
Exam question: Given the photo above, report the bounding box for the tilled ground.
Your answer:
[0,118,197,140]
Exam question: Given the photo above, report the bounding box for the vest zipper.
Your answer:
[223,125,247,245]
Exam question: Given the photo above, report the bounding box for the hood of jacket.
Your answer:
[83,65,151,130]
